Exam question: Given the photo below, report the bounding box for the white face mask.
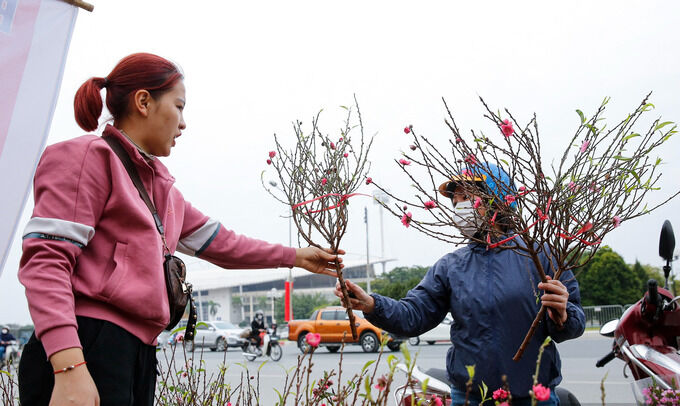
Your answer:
[1,329,7,335]
[452,199,483,238]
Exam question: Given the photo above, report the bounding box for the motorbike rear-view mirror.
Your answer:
[659,220,676,262]
[599,319,618,337]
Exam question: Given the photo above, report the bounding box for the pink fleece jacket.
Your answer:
[18,125,296,359]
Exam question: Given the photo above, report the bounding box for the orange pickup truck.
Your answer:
[287,306,405,353]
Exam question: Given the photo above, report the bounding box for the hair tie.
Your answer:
[102,77,109,88]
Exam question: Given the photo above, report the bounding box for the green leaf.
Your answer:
[655,121,674,131]
[466,364,476,380]
[258,361,268,371]
[421,378,429,395]
[613,155,632,161]
[364,376,373,401]
[500,159,509,166]
[643,103,656,111]
[655,157,662,166]
[623,133,640,141]
[627,169,641,183]
[576,109,585,124]
[400,342,412,366]
[361,360,376,373]
[479,382,489,399]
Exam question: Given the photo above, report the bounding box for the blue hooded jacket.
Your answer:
[365,241,585,396]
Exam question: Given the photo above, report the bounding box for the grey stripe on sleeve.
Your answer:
[176,218,220,256]
[23,217,95,247]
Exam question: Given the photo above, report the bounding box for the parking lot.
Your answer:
[158,331,636,405]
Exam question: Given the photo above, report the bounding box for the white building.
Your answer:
[182,252,395,324]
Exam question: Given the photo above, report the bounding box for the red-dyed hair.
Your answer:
[74,53,183,132]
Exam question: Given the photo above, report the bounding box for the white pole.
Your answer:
[365,207,371,294]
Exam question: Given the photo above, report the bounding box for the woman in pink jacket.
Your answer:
[18,53,343,406]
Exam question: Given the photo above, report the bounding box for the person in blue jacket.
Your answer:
[335,163,585,406]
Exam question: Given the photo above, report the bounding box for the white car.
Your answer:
[187,321,246,352]
[408,313,453,346]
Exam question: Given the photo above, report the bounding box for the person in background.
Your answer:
[18,52,344,406]
[0,326,16,364]
[249,310,266,354]
[335,163,585,406]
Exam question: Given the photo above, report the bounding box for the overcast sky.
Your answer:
[1,1,679,325]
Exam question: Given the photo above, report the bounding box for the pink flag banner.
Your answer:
[0,0,78,275]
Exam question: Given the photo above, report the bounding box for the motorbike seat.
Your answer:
[423,368,452,386]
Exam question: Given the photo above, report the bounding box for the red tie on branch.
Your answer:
[292,193,372,214]
[487,196,601,249]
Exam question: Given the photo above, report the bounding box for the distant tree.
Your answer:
[372,266,430,300]
[207,300,221,319]
[578,247,643,306]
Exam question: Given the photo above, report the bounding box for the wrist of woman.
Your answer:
[49,347,85,372]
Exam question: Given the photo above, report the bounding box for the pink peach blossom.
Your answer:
[409,145,417,151]
[404,126,411,134]
[266,159,272,165]
[613,216,621,228]
[580,140,590,153]
[401,212,412,228]
[493,388,509,401]
[321,178,328,185]
[464,154,477,166]
[399,159,411,166]
[424,200,437,209]
[306,333,321,347]
[344,153,349,158]
[505,195,516,204]
[269,151,276,158]
[473,197,481,209]
[330,142,336,150]
[532,384,551,401]
[501,119,514,137]
[365,177,372,185]
[433,396,443,406]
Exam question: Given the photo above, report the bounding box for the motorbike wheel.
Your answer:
[387,341,401,352]
[269,343,283,361]
[297,333,310,354]
[244,344,257,361]
[327,345,341,353]
[408,337,420,346]
[216,337,227,352]
[360,332,379,353]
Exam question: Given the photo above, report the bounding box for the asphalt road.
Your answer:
[157,331,637,405]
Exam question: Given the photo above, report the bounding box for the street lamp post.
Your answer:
[372,190,390,275]
[364,206,371,294]
[269,180,294,321]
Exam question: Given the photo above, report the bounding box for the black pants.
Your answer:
[18,316,157,406]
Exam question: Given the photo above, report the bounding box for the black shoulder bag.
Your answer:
[104,136,197,342]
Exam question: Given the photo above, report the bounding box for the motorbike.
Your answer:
[597,220,680,403]
[393,363,581,406]
[241,323,283,362]
[1,340,21,369]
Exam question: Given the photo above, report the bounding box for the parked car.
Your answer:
[287,306,406,353]
[407,313,453,346]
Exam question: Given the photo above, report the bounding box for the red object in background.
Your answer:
[284,281,294,321]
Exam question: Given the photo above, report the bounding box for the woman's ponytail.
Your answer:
[74,77,107,132]
[73,53,182,132]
